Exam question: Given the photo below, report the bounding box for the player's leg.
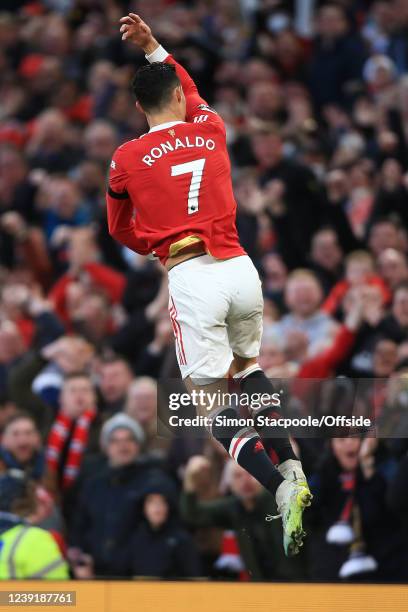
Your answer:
[183,376,284,497]
[225,255,312,554]
[167,256,285,500]
[231,354,302,474]
[230,355,312,554]
[224,256,300,471]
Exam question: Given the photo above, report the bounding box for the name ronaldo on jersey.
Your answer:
[142,135,216,166]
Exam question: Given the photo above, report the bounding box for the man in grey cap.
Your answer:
[68,412,171,578]
[100,413,145,466]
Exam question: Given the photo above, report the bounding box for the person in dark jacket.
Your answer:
[306,436,408,582]
[388,445,408,537]
[250,130,324,265]
[68,413,171,577]
[129,481,201,579]
[309,4,366,110]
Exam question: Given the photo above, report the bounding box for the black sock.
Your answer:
[237,368,297,463]
[254,406,296,462]
[211,407,284,495]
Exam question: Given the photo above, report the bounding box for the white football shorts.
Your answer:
[167,254,263,384]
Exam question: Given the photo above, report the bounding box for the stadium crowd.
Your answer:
[1,0,408,582]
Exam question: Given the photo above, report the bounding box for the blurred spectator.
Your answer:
[128,481,201,579]
[48,227,126,327]
[0,413,44,481]
[83,120,118,167]
[27,110,82,173]
[0,321,26,396]
[270,269,338,358]
[45,372,99,494]
[377,248,408,290]
[309,228,344,295]
[0,145,39,223]
[97,355,133,414]
[69,412,169,577]
[0,471,68,579]
[125,377,169,458]
[379,281,408,342]
[368,218,405,257]
[251,130,324,260]
[322,250,391,317]
[309,4,366,109]
[39,177,90,244]
[181,456,306,581]
[307,437,408,581]
[32,335,95,410]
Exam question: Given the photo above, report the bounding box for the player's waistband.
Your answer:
[168,253,247,276]
[165,237,207,271]
[167,252,207,271]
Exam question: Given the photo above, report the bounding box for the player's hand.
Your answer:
[119,13,158,54]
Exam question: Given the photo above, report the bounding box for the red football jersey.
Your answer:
[106,48,245,265]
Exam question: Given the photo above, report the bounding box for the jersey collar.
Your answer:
[149,120,186,133]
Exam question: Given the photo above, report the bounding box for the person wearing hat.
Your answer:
[68,412,172,577]
[0,470,69,579]
[128,480,201,579]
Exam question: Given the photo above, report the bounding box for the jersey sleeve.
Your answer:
[146,45,225,133]
[106,148,150,255]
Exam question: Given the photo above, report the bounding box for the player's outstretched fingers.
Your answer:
[129,13,142,23]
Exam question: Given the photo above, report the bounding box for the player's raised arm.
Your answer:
[120,13,224,126]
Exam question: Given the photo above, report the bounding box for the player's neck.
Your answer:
[146,110,185,130]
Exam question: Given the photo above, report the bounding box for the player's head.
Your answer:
[131,62,186,121]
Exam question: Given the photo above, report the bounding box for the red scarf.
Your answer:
[339,471,356,522]
[46,408,96,489]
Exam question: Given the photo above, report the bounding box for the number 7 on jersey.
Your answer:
[171,158,206,215]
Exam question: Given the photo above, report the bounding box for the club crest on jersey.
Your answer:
[168,129,176,137]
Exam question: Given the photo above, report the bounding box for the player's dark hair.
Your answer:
[131,62,180,112]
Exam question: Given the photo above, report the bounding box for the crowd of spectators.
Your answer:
[1,0,408,582]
